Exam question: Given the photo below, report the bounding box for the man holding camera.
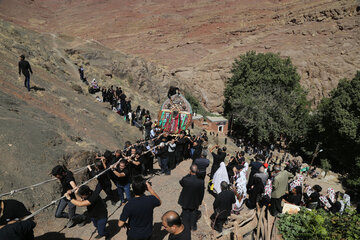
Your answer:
[118,176,161,240]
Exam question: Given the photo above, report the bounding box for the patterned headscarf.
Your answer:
[319,195,332,208]
[289,174,304,191]
[305,185,314,197]
[264,179,273,198]
[327,188,336,203]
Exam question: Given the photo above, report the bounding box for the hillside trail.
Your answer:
[49,33,79,77]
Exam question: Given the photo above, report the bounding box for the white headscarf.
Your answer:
[340,194,351,213]
[213,162,229,194]
[232,166,248,211]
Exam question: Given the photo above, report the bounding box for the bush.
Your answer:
[223,51,310,145]
[183,91,211,116]
[278,208,360,240]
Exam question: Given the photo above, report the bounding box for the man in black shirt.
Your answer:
[175,132,186,165]
[88,161,115,204]
[211,181,236,232]
[78,66,84,81]
[18,55,33,91]
[119,176,161,240]
[247,155,264,190]
[65,185,109,239]
[178,164,204,231]
[0,199,36,240]
[0,219,36,240]
[111,160,132,206]
[190,135,203,161]
[144,118,152,140]
[193,151,210,179]
[157,142,170,175]
[162,210,191,240]
[0,199,31,226]
[126,149,145,178]
[51,165,78,228]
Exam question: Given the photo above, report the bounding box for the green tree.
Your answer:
[309,71,360,190]
[224,51,310,145]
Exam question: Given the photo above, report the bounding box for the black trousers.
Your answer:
[94,182,114,200]
[181,208,199,230]
[197,172,206,180]
[175,150,183,165]
[211,212,227,232]
[270,197,282,216]
[168,151,176,170]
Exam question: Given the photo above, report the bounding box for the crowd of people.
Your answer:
[1,63,357,240]
[98,82,154,134]
[0,125,358,240]
[0,126,210,240]
[208,151,353,232]
[79,66,153,130]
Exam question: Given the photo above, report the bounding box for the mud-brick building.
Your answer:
[193,114,228,134]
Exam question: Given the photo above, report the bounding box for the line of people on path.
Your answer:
[78,66,154,132]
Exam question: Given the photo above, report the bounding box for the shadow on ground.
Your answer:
[31,85,45,91]
[35,232,82,240]
[107,219,121,239]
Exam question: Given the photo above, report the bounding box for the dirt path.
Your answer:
[49,33,79,77]
[34,159,218,240]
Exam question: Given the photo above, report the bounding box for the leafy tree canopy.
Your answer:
[224,51,310,145]
[308,71,360,190]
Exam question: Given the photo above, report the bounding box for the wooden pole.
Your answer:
[307,142,320,177]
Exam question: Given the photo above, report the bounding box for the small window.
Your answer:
[218,125,223,132]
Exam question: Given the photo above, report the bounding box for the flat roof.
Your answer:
[206,116,228,122]
[192,114,203,120]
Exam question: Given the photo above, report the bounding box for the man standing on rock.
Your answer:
[18,55,33,92]
[178,164,204,231]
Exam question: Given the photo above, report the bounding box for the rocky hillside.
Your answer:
[0,0,358,111]
[0,19,174,212]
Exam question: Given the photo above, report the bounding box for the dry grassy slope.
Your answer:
[0,0,359,111]
[0,19,164,214]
